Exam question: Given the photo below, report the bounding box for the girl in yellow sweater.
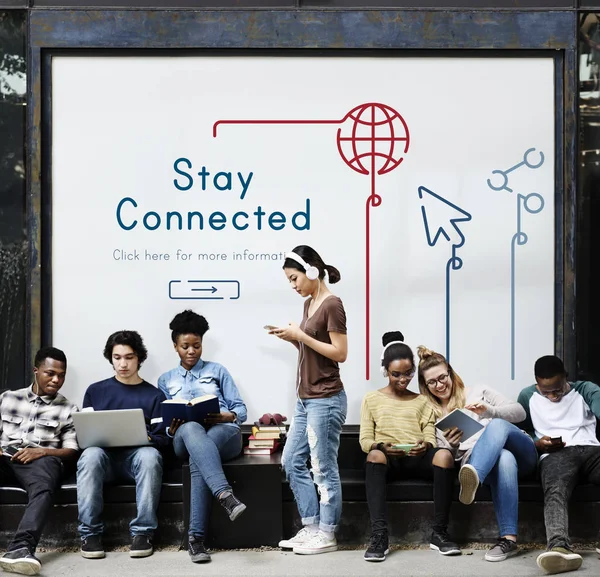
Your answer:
[359,331,459,562]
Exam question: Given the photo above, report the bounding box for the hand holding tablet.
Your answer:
[435,409,484,443]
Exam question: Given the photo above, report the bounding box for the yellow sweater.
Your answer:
[359,390,436,453]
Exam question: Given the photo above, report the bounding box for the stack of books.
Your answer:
[244,421,285,455]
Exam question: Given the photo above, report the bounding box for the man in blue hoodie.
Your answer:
[76,330,169,561]
[518,355,600,575]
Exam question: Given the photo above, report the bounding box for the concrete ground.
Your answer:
[28,547,600,577]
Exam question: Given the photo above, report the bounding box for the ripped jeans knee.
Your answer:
[284,391,347,532]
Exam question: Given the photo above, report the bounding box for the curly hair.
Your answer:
[34,347,67,368]
[169,310,210,343]
[380,330,414,375]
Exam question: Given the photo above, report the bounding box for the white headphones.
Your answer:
[285,251,320,281]
[380,340,406,376]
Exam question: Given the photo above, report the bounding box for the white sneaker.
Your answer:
[278,527,315,549]
[293,531,338,555]
[458,464,479,505]
[537,548,583,574]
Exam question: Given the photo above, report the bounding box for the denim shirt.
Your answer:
[157,359,247,427]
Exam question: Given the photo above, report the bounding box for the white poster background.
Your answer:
[51,56,555,422]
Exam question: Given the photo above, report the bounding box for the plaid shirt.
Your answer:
[0,386,79,450]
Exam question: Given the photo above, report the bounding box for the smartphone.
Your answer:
[1,446,19,457]
[550,436,563,444]
[391,443,414,452]
[263,325,278,331]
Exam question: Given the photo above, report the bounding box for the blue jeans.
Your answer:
[282,390,347,533]
[77,446,163,538]
[467,418,537,536]
[173,422,242,538]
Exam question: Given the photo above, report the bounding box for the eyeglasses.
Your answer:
[425,373,450,389]
[390,370,415,380]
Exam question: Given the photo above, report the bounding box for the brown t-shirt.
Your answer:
[297,295,347,399]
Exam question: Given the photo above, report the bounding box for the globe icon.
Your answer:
[336,103,410,176]
[212,101,409,381]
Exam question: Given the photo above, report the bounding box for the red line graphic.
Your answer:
[213,103,410,380]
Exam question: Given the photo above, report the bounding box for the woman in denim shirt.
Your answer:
[158,310,247,564]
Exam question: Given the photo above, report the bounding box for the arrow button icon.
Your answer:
[192,285,217,294]
[169,280,240,300]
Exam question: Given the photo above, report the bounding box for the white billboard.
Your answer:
[51,55,555,423]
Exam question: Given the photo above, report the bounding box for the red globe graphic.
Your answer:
[336,103,410,176]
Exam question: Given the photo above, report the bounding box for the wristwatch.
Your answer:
[376,442,387,453]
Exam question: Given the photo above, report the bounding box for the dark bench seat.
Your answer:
[0,467,184,506]
[285,469,600,503]
[0,448,283,549]
[279,430,600,545]
[4,427,600,549]
[182,452,283,548]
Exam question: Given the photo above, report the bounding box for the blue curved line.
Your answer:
[510,233,520,381]
[510,192,545,380]
[418,186,472,362]
[452,224,467,250]
[445,257,453,360]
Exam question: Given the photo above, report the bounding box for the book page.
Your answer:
[190,394,218,406]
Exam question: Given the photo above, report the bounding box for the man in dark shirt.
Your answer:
[76,331,168,560]
[0,347,78,576]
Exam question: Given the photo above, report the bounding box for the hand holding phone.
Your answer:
[391,443,414,452]
[536,435,565,454]
[1,446,20,458]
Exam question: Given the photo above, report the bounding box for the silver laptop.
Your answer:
[72,409,151,449]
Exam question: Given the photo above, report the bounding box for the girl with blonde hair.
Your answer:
[417,346,537,563]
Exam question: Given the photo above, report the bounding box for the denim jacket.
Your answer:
[157,359,247,426]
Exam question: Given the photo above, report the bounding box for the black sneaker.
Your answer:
[219,491,247,521]
[0,547,42,575]
[363,531,389,562]
[484,537,518,562]
[430,530,461,556]
[130,534,153,558]
[81,535,106,559]
[188,536,211,563]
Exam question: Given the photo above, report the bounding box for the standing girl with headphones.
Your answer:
[269,245,348,555]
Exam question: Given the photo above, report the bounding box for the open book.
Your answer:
[161,394,220,424]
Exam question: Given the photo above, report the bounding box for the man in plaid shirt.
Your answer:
[0,347,79,576]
